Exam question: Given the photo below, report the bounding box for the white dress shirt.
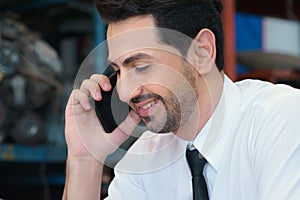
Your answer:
[105,76,300,200]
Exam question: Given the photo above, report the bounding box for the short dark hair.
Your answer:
[96,0,224,71]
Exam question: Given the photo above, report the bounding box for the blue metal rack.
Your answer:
[0,144,67,162]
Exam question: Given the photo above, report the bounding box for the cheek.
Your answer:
[141,72,195,105]
[140,72,186,98]
[139,64,185,86]
[123,64,196,102]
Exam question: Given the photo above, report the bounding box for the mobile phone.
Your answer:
[95,66,146,166]
[94,65,130,133]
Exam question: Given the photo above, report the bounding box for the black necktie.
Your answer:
[186,148,209,200]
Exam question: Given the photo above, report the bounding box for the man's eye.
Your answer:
[135,65,150,72]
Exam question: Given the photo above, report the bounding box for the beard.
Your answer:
[141,94,181,133]
[131,65,199,133]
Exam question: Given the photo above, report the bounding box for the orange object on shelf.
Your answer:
[222,0,237,81]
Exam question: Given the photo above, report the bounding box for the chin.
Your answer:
[144,121,178,134]
[144,121,164,133]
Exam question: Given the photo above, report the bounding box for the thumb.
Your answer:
[107,110,141,147]
[75,110,141,164]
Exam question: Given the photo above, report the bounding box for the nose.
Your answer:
[116,68,143,104]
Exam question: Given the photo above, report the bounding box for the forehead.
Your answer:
[106,16,178,62]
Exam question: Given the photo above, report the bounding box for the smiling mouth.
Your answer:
[134,98,159,117]
[140,99,157,109]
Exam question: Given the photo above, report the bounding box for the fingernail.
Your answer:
[95,90,101,99]
[104,81,110,90]
[84,103,91,110]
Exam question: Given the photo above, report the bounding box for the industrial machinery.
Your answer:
[0,17,64,145]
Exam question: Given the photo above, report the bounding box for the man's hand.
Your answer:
[63,74,140,200]
[65,73,140,158]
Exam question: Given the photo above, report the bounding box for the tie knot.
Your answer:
[186,149,206,177]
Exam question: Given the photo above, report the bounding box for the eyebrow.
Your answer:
[109,53,153,68]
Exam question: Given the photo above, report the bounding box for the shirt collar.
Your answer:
[192,75,242,171]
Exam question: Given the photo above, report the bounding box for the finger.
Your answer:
[80,79,101,101]
[70,89,92,110]
[90,74,111,92]
[107,110,141,147]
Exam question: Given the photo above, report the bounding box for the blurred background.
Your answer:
[0,0,299,199]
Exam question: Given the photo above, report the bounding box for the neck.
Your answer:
[175,69,224,141]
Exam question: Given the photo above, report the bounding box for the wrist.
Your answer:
[67,156,103,177]
[65,156,103,200]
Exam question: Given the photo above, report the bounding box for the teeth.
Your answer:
[141,100,156,109]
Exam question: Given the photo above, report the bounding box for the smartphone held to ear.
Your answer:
[94,65,130,133]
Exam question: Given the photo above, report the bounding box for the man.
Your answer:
[63,0,300,199]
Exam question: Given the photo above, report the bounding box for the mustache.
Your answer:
[131,93,161,103]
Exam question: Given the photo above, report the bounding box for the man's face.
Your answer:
[107,16,200,133]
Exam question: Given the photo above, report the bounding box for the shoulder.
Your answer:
[235,79,300,111]
[235,79,300,140]
[232,80,300,162]
[235,81,300,199]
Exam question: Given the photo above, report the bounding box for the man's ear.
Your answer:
[190,28,216,74]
